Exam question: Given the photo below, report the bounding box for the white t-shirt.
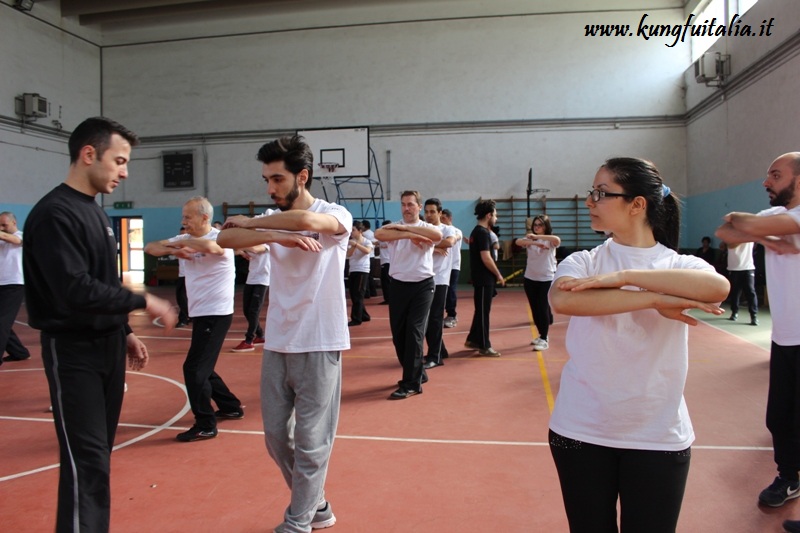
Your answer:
[0,230,23,285]
[448,225,464,270]
[170,228,235,317]
[362,229,376,258]
[758,205,800,345]
[378,239,391,266]
[489,230,499,262]
[523,239,557,282]
[349,237,373,273]
[387,220,440,282]
[245,245,270,286]
[549,239,713,451]
[245,211,272,286]
[432,224,456,285]
[265,199,352,353]
[726,241,754,271]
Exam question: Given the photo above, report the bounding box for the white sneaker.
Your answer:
[532,339,549,351]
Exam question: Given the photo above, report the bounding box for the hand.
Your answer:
[496,275,506,287]
[222,215,252,229]
[555,272,627,292]
[654,294,724,325]
[409,235,433,249]
[126,333,149,371]
[273,232,323,252]
[145,294,178,332]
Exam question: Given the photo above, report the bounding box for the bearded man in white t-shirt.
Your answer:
[218,135,352,533]
[145,196,243,443]
[715,152,800,516]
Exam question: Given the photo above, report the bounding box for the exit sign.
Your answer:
[113,201,134,209]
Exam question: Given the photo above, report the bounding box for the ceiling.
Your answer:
[55,0,687,28]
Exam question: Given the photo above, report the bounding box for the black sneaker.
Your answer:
[759,476,800,507]
[215,408,244,420]
[784,519,800,533]
[176,426,218,442]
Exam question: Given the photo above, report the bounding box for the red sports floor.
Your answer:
[0,286,794,532]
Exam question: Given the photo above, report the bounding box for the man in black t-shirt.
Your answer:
[466,199,505,356]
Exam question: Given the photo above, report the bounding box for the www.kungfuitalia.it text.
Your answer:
[584,14,775,47]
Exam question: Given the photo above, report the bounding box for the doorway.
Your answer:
[114,216,145,285]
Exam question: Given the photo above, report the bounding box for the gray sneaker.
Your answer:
[759,476,800,507]
[311,502,336,529]
[443,317,457,328]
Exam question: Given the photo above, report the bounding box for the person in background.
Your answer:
[232,236,270,351]
[422,198,456,369]
[23,116,177,532]
[724,240,758,325]
[376,219,393,305]
[465,200,506,357]
[0,211,31,363]
[515,214,560,351]
[375,191,442,399]
[347,221,373,326]
[441,209,463,329]
[361,219,378,298]
[549,157,729,533]
[695,235,716,264]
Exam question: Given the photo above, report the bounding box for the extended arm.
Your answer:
[515,234,561,248]
[217,227,322,252]
[224,210,345,235]
[375,224,443,242]
[717,212,800,253]
[550,270,728,324]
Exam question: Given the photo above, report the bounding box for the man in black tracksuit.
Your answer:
[23,117,176,533]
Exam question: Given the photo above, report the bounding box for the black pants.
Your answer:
[467,282,496,350]
[348,271,371,324]
[425,284,449,364]
[367,258,379,297]
[523,278,553,340]
[380,263,391,303]
[388,277,434,391]
[242,284,268,342]
[184,314,241,429]
[42,328,127,533]
[728,269,758,318]
[175,276,189,323]
[767,343,800,480]
[445,269,460,318]
[550,430,690,533]
[0,284,29,360]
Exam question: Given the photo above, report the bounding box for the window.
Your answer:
[691,0,760,61]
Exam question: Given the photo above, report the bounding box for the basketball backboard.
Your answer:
[296,126,369,179]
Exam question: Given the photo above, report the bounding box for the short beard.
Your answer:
[275,179,301,211]
[769,178,797,207]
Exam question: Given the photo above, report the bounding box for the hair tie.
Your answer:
[662,184,671,198]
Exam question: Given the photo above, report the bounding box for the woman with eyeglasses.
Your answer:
[515,215,560,351]
[547,157,730,533]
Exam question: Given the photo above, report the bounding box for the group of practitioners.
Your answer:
[6,115,800,533]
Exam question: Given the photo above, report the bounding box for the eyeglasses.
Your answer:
[586,189,635,202]
[532,222,545,227]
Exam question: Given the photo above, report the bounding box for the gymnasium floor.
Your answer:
[0,285,793,532]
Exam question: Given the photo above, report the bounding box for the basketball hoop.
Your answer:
[319,162,340,174]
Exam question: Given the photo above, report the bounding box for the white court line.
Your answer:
[0,415,774,452]
[0,371,190,483]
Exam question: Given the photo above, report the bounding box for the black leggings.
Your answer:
[523,278,553,340]
[549,430,690,533]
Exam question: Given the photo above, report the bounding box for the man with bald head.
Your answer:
[715,153,800,514]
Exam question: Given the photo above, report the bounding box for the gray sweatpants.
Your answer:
[261,349,342,533]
